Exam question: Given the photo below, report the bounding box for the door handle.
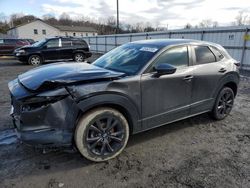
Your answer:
[218,67,226,73]
[183,75,193,81]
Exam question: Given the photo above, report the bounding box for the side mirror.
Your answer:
[43,45,47,49]
[153,64,176,77]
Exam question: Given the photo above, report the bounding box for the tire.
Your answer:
[74,53,85,62]
[75,107,129,162]
[28,55,42,65]
[211,87,234,120]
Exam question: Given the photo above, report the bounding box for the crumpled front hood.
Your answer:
[18,62,124,92]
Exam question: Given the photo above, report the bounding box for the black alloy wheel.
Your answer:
[75,108,129,162]
[86,116,125,156]
[212,87,234,120]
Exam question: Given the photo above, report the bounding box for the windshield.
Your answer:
[32,39,46,47]
[93,43,160,75]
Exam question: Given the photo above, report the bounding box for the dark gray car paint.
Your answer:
[9,39,239,147]
[140,66,193,130]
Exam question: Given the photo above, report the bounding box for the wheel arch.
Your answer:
[73,50,86,56]
[75,93,141,134]
[224,81,238,97]
[213,72,239,99]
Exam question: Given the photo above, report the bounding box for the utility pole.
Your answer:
[116,0,119,34]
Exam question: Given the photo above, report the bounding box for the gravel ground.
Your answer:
[0,56,250,188]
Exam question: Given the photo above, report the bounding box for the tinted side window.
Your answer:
[210,46,224,61]
[194,46,216,64]
[72,40,87,47]
[46,39,59,48]
[62,39,72,47]
[4,39,17,45]
[154,46,188,68]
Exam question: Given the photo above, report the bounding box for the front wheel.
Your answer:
[75,108,129,162]
[211,87,234,120]
[28,55,42,65]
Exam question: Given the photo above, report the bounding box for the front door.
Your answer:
[42,38,60,61]
[141,45,193,130]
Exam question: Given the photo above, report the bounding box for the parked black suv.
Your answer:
[14,37,92,65]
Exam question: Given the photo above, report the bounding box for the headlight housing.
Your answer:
[17,49,26,54]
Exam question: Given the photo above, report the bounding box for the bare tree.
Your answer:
[184,23,192,29]
[43,14,58,25]
[212,21,218,28]
[0,20,9,33]
[234,11,249,26]
[143,22,155,32]
[106,16,116,27]
[9,13,36,27]
[198,19,219,28]
[59,12,72,25]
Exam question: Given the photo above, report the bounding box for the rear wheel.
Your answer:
[75,107,129,162]
[28,55,42,65]
[74,53,85,62]
[211,87,234,120]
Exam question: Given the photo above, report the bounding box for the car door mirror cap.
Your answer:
[153,64,177,77]
[43,45,47,49]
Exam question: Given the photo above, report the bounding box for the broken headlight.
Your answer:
[21,95,67,112]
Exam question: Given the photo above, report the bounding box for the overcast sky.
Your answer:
[0,0,250,28]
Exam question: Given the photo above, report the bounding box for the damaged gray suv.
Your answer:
[9,39,239,162]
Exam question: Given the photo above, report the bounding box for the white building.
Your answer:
[7,19,98,41]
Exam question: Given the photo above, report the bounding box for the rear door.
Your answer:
[72,39,89,51]
[190,45,227,114]
[41,38,60,60]
[60,38,74,60]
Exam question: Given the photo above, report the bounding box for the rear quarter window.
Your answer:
[210,46,224,61]
[194,46,216,65]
